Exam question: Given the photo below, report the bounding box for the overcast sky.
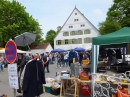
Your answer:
[16,0,113,38]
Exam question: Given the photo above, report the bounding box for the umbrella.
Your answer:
[74,47,85,52]
[14,32,36,49]
[51,48,66,53]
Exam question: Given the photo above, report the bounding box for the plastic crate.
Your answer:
[45,86,51,93]
[117,90,130,97]
[44,83,51,93]
[80,84,91,96]
[50,88,60,95]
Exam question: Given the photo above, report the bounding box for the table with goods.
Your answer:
[43,59,130,97]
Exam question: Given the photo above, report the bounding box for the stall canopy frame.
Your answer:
[91,27,130,96]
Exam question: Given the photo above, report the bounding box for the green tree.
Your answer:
[99,0,130,35]
[45,30,56,48]
[56,26,62,33]
[0,0,44,48]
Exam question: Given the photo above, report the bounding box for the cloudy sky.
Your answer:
[16,0,113,38]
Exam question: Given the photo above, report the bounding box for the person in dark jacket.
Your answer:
[79,52,83,65]
[22,54,46,97]
[42,53,49,73]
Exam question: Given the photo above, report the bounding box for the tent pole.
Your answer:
[91,45,96,97]
[91,45,99,97]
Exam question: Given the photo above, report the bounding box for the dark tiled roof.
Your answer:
[30,43,49,49]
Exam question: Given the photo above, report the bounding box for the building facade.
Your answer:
[54,7,99,50]
[30,43,53,55]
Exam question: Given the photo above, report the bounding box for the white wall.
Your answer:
[54,8,99,50]
[30,49,45,55]
[45,44,53,52]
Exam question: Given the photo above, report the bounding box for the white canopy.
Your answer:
[0,49,31,54]
[85,43,92,50]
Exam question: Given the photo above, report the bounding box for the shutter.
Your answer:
[70,32,72,36]
[84,30,86,34]
[88,29,90,34]
[90,38,92,43]
[74,31,78,35]
[61,40,64,45]
[68,32,70,36]
[75,39,78,44]
[81,30,83,35]
[68,39,72,44]
[56,40,58,45]
[67,32,69,36]
[84,38,86,43]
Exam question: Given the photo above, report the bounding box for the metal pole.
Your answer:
[14,89,16,97]
[27,44,30,50]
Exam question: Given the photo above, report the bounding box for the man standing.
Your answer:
[42,53,49,73]
[56,53,61,68]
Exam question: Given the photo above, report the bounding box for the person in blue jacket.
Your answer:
[68,50,78,67]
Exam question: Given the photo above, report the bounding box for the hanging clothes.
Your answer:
[116,48,122,59]
[22,60,46,97]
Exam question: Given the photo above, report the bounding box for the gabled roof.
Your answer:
[30,43,50,49]
[54,7,99,40]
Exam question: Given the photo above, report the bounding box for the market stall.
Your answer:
[92,27,130,96]
[0,48,31,53]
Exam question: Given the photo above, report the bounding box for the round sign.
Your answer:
[5,40,17,63]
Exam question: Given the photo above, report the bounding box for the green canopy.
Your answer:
[92,27,130,45]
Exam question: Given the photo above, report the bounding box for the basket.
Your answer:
[50,88,60,95]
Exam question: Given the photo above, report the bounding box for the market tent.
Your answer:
[93,27,130,45]
[74,47,85,52]
[91,27,130,96]
[0,48,31,53]
[51,48,66,52]
[92,27,130,72]
[85,45,91,50]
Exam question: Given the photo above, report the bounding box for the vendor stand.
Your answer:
[92,27,130,96]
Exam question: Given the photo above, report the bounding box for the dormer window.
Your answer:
[69,26,72,28]
[81,24,85,27]
[74,19,78,21]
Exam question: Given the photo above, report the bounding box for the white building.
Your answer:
[54,7,99,50]
[30,43,53,55]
